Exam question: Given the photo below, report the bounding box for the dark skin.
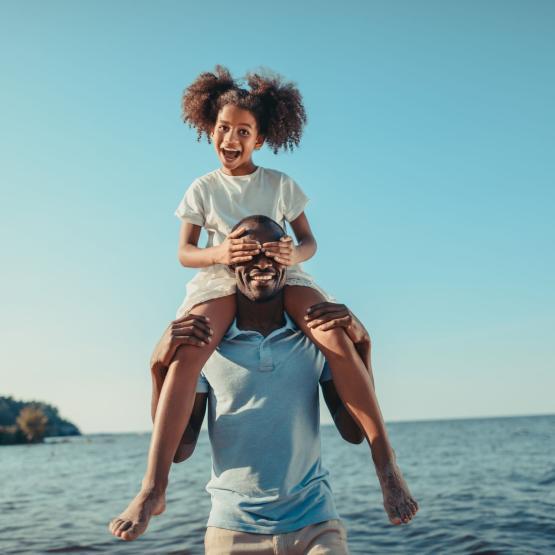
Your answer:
[152,223,372,453]
[171,110,420,524]
[150,300,370,455]
[109,219,417,542]
[176,105,316,270]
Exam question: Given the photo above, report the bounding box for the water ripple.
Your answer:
[1,416,555,554]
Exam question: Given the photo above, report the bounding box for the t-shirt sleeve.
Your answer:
[319,361,332,384]
[196,371,210,393]
[175,180,206,226]
[280,174,309,222]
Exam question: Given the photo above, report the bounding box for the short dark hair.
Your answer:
[231,215,285,236]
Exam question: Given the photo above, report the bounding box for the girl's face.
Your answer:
[211,104,264,176]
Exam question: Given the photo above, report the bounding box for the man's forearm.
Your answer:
[354,338,373,387]
[332,336,372,443]
[333,404,365,444]
[150,363,167,422]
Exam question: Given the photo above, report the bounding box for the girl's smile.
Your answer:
[211,104,264,176]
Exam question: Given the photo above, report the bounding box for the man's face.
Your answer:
[231,222,287,302]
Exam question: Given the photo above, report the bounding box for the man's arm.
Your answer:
[149,314,212,459]
[150,313,213,420]
[321,380,365,444]
[308,302,372,444]
[173,392,208,462]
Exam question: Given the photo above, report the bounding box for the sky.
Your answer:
[1,0,554,434]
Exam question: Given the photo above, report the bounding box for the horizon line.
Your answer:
[79,411,555,436]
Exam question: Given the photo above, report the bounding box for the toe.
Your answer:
[121,523,141,541]
[403,504,414,521]
[117,520,133,535]
[109,518,123,534]
[115,520,132,537]
[388,508,402,525]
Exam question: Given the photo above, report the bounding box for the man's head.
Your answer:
[229,215,287,302]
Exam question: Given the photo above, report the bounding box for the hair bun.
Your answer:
[182,65,237,140]
[245,69,307,153]
[182,66,307,153]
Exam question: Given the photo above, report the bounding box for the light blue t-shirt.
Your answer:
[196,312,339,534]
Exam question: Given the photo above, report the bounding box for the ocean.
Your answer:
[1,415,554,554]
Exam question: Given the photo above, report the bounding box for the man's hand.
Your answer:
[216,226,261,265]
[261,235,296,266]
[304,302,369,345]
[150,314,213,371]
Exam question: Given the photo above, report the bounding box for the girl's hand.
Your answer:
[304,302,369,345]
[217,226,261,265]
[152,314,214,369]
[262,236,296,266]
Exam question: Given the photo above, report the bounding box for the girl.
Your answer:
[109,66,417,541]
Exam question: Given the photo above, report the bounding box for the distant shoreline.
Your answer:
[0,395,81,446]
[73,413,555,436]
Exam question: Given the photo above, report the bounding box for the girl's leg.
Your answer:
[149,318,208,463]
[109,295,236,541]
[284,286,417,525]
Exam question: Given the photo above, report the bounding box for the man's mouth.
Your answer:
[248,272,275,283]
[221,147,241,162]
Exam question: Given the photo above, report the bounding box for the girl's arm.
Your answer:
[178,222,261,268]
[178,222,220,268]
[262,211,317,266]
[289,212,317,264]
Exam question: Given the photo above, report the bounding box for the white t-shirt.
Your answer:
[175,166,308,246]
[174,166,331,316]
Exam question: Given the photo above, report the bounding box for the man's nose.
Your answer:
[253,253,273,268]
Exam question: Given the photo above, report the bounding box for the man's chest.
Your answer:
[202,335,325,413]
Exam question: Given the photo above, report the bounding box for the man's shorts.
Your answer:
[204,518,350,554]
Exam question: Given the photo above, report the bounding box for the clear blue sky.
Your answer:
[1,0,554,433]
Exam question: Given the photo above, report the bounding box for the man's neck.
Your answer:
[235,292,286,337]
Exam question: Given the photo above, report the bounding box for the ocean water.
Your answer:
[1,415,554,555]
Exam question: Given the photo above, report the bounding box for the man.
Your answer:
[109,215,417,552]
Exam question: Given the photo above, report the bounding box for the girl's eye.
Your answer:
[218,125,228,132]
[239,129,249,136]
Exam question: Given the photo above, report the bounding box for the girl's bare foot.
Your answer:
[108,488,166,541]
[376,461,419,525]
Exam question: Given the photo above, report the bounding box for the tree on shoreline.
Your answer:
[16,406,48,443]
[0,396,80,445]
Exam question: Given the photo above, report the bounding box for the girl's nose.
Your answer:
[225,128,239,142]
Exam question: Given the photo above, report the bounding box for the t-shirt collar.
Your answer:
[225,311,296,340]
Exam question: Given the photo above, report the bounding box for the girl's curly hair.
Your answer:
[181,65,307,154]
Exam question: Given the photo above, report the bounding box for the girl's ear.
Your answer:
[255,136,265,150]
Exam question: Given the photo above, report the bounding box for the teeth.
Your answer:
[251,275,273,281]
